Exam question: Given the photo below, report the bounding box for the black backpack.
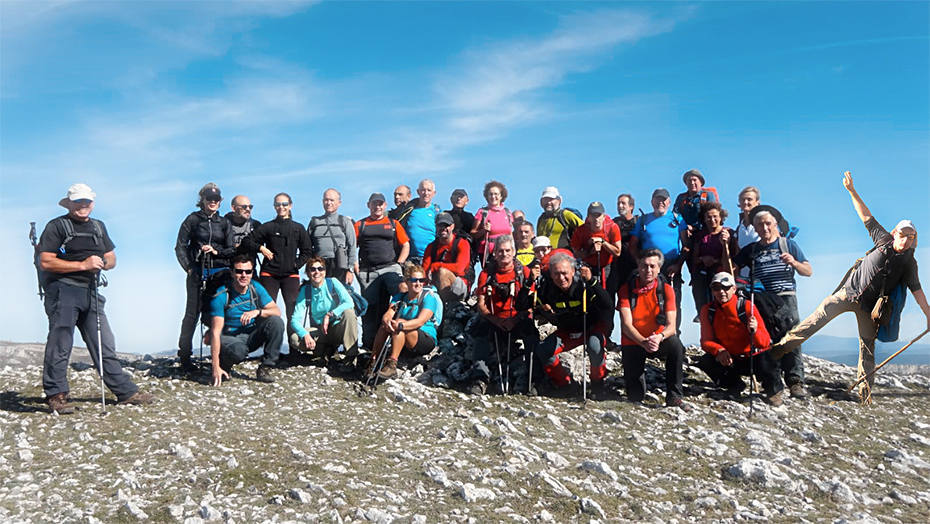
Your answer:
[707,295,748,326]
[437,235,476,284]
[200,272,256,325]
[482,259,532,309]
[36,217,106,293]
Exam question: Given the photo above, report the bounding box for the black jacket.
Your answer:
[244,217,312,277]
[537,275,611,333]
[175,210,233,271]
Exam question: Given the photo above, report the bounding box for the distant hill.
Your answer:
[803,335,929,367]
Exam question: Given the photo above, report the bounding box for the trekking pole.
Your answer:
[582,284,588,406]
[368,306,402,390]
[722,235,736,277]
[527,289,537,394]
[94,272,107,415]
[504,281,516,395]
[29,222,45,301]
[748,259,756,418]
[846,328,930,393]
[487,288,506,394]
[198,252,212,372]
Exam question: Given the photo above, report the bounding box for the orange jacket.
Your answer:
[699,295,771,356]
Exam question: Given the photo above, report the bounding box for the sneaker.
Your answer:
[118,391,155,406]
[765,389,785,407]
[788,382,810,399]
[377,358,398,380]
[256,366,275,384]
[467,380,487,396]
[47,393,75,415]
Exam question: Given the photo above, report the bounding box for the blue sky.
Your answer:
[2,1,928,357]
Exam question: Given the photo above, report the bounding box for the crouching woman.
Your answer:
[290,257,359,364]
[367,263,441,380]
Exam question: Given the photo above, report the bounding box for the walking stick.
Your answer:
[846,328,930,393]
[487,288,506,394]
[198,252,213,372]
[94,272,107,415]
[582,284,588,406]
[722,233,736,277]
[748,258,756,418]
[368,304,402,390]
[527,289,538,394]
[29,222,45,301]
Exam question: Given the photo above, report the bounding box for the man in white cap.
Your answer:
[536,186,583,250]
[772,171,930,402]
[37,184,154,414]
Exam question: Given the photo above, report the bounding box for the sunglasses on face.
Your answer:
[236,204,254,210]
[408,277,427,284]
[206,198,222,203]
[308,266,325,273]
[234,269,253,275]
[274,202,291,208]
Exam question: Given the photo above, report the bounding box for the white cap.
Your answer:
[894,219,917,234]
[58,183,96,208]
[540,186,560,199]
[710,272,736,288]
[532,236,552,248]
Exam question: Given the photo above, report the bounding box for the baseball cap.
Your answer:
[540,186,560,199]
[532,236,552,249]
[368,192,386,204]
[587,201,606,216]
[894,219,917,234]
[435,212,455,227]
[710,272,736,288]
[451,188,468,199]
[652,188,670,200]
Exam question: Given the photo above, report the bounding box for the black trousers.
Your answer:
[697,351,784,396]
[178,270,202,357]
[621,335,685,402]
[258,274,300,338]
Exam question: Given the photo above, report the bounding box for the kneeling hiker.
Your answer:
[209,255,285,386]
[617,249,687,408]
[470,235,537,395]
[697,272,784,406]
[534,252,611,399]
[772,172,930,402]
[367,264,442,379]
[289,257,360,366]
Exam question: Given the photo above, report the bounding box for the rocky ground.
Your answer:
[2,314,930,522]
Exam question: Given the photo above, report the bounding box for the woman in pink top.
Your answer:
[471,180,514,267]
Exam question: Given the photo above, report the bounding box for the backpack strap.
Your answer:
[57,217,103,252]
[224,282,258,312]
[325,278,343,309]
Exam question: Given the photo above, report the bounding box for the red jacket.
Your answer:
[423,237,472,285]
[699,295,771,357]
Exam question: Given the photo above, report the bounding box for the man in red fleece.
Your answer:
[697,272,785,406]
[422,212,473,303]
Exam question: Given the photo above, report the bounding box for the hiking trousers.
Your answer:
[219,316,285,370]
[288,309,360,359]
[258,274,300,339]
[470,316,539,387]
[697,351,784,396]
[776,288,877,392]
[42,280,139,401]
[356,263,403,349]
[621,335,685,402]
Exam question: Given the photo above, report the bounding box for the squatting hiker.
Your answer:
[209,255,285,386]
[446,188,475,241]
[388,184,413,221]
[175,183,234,372]
[534,252,612,399]
[403,179,441,263]
[697,272,784,406]
[469,236,537,395]
[290,257,360,367]
[735,206,813,399]
[308,188,357,285]
[690,202,739,316]
[536,186,584,250]
[771,172,930,401]
[422,212,473,304]
[243,192,312,350]
[471,180,514,267]
[617,249,687,408]
[38,184,155,413]
[514,220,536,266]
[354,192,410,352]
[630,188,687,330]
[367,263,441,380]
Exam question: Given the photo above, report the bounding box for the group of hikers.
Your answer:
[34,169,928,414]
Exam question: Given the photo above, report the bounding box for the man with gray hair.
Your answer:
[308,188,357,285]
[734,204,812,398]
[403,179,441,263]
[772,171,930,402]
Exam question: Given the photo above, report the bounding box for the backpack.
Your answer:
[37,217,106,292]
[482,259,532,310]
[437,236,476,284]
[626,273,670,326]
[707,295,748,327]
[555,207,583,241]
[199,269,235,324]
[357,217,402,263]
[324,278,368,317]
[309,214,352,268]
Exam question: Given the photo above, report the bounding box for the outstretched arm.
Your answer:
[843,171,873,224]
[911,289,930,332]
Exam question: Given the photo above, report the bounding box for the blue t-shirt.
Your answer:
[210,281,275,335]
[735,238,808,293]
[405,205,439,258]
[391,290,440,341]
[632,212,686,263]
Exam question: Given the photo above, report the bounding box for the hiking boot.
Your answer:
[179,355,198,374]
[47,393,75,415]
[788,382,810,399]
[467,380,488,396]
[725,381,746,401]
[589,381,612,401]
[377,358,398,380]
[256,366,275,384]
[118,391,155,406]
[765,389,785,407]
[665,395,692,412]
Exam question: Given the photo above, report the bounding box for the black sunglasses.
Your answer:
[308,266,325,273]
[407,277,427,283]
[236,204,254,210]
[233,269,253,275]
[274,202,291,208]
